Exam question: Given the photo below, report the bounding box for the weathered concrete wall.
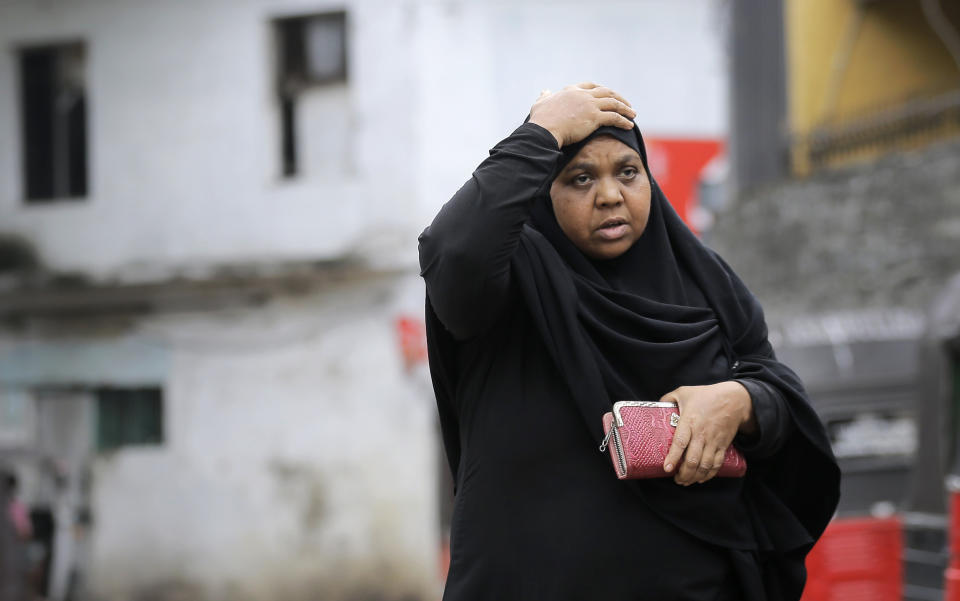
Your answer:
[0,275,438,601]
[710,138,960,323]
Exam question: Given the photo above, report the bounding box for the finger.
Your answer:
[695,444,718,483]
[596,97,637,119]
[658,388,682,405]
[708,448,726,481]
[590,86,632,108]
[676,437,704,486]
[663,420,690,475]
[695,462,713,484]
[596,111,635,131]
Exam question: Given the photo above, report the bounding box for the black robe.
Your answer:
[419,122,840,601]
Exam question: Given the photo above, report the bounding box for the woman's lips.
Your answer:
[596,222,629,241]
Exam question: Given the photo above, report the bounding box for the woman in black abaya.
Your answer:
[419,82,840,601]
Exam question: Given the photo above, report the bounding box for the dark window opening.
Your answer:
[280,96,298,178]
[274,12,347,177]
[96,387,163,451]
[19,42,88,202]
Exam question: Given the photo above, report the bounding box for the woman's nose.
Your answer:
[595,178,623,207]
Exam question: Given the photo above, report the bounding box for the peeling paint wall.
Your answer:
[93,277,436,600]
[0,275,439,601]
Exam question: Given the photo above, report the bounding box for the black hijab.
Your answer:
[512,124,839,552]
[525,126,728,405]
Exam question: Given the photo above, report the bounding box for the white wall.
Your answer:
[0,276,438,600]
[0,0,421,281]
[414,0,728,227]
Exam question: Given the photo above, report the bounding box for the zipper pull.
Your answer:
[599,427,614,452]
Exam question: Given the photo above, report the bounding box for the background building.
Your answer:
[0,1,730,599]
[721,1,960,599]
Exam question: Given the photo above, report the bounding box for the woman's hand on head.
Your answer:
[660,381,756,486]
[529,82,636,149]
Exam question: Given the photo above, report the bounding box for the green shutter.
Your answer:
[96,387,163,451]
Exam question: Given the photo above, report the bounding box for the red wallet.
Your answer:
[600,401,747,479]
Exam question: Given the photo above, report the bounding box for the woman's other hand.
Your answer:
[660,382,757,486]
[529,82,637,149]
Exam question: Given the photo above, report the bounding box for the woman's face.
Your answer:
[549,135,651,260]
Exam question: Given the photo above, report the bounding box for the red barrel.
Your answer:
[801,517,902,601]
[946,477,960,601]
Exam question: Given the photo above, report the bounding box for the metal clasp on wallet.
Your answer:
[599,426,614,452]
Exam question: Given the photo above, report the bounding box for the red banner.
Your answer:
[644,138,724,234]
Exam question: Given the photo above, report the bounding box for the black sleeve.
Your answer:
[734,377,794,459]
[418,122,562,339]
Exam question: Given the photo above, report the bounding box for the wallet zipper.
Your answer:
[611,425,627,477]
[599,422,628,477]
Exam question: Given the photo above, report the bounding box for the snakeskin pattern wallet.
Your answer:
[599,401,747,479]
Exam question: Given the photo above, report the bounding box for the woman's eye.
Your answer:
[573,174,592,185]
[621,167,638,178]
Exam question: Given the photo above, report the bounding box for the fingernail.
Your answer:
[665,463,673,472]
